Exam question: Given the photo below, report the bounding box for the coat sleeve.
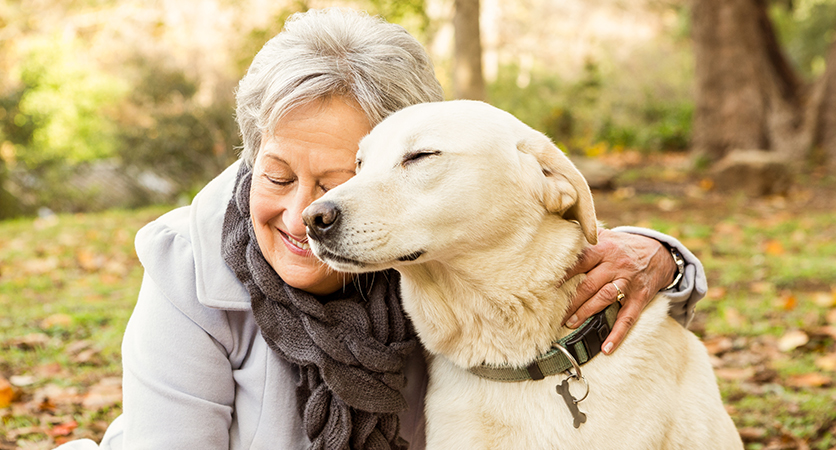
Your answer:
[611,226,708,329]
[118,214,238,449]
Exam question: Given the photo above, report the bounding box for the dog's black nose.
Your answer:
[303,201,341,239]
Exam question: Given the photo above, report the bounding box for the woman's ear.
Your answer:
[517,132,598,245]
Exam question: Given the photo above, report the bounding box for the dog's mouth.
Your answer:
[314,246,369,270]
[311,241,425,272]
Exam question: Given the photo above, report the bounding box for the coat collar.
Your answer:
[190,160,253,311]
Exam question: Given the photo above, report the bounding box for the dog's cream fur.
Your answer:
[303,100,743,449]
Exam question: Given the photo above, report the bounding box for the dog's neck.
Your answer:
[397,218,588,369]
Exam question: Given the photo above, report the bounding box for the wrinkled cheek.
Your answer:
[249,188,282,228]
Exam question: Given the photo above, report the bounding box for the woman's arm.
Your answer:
[117,272,236,449]
[560,227,707,354]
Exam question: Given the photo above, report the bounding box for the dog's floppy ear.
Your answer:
[517,133,598,245]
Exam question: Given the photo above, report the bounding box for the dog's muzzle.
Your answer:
[302,201,341,242]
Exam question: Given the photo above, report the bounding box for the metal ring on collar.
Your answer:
[611,281,626,305]
[552,343,590,403]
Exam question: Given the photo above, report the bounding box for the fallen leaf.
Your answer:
[714,367,756,381]
[65,339,94,355]
[699,178,714,191]
[82,377,122,410]
[77,248,105,272]
[8,333,51,349]
[790,229,806,243]
[751,367,779,384]
[657,198,678,211]
[47,420,78,437]
[0,376,14,408]
[778,330,809,352]
[813,291,836,307]
[749,281,773,294]
[764,240,784,256]
[37,396,56,413]
[40,313,72,329]
[703,336,733,355]
[707,286,727,300]
[780,291,797,311]
[35,362,65,378]
[738,427,767,442]
[724,308,745,328]
[9,375,37,387]
[815,353,836,372]
[33,384,81,409]
[816,325,836,341]
[786,373,832,388]
[826,308,836,325]
[22,256,59,275]
[612,187,635,200]
[71,348,100,364]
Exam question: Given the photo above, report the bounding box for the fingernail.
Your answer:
[603,342,614,354]
[566,315,578,328]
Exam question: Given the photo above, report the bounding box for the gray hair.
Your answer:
[235,8,445,167]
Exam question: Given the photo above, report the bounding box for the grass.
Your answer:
[1,206,169,447]
[1,158,835,448]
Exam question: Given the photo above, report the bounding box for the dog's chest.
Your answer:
[422,297,680,450]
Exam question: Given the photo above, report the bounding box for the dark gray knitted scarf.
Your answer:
[221,162,416,450]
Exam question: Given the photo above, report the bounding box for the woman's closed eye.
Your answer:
[265,174,295,186]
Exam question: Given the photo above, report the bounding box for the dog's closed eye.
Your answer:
[402,150,441,167]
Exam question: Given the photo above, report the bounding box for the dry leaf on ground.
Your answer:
[40,313,72,329]
[82,377,122,410]
[826,308,836,325]
[714,367,756,381]
[0,376,14,408]
[786,373,833,388]
[778,330,809,352]
[703,336,733,355]
[815,353,836,372]
[8,333,51,349]
[47,420,78,437]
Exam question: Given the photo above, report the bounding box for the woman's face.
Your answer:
[249,97,371,295]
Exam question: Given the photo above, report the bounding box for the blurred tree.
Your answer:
[454,0,486,100]
[117,57,238,198]
[14,35,127,166]
[691,0,836,169]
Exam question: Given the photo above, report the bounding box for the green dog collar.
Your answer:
[468,302,620,382]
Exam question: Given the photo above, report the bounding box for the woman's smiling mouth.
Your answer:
[279,229,312,254]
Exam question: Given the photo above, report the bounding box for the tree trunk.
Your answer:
[814,42,836,169]
[453,0,485,101]
[691,0,836,169]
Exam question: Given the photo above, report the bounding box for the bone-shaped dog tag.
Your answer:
[556,379,587,428]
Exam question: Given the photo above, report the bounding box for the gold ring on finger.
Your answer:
[611,281,625,304]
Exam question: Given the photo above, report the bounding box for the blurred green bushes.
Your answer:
[0,37,238,218]
[488,56,693,157]
[1,0,834,219]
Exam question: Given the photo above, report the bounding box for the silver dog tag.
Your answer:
[556,378,587,429]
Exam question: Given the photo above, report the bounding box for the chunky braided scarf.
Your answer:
[221,163,416,450]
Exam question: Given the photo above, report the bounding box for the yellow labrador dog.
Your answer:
[302,100,742,450]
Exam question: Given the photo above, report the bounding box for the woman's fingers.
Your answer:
[560,230,677,356]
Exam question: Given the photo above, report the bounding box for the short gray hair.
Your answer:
[235,8,445,167]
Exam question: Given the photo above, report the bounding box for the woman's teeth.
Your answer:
[287,234,310,250]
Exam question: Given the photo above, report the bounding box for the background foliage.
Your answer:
[0,0,834,217]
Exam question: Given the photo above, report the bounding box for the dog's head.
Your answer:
[302,100,596,273]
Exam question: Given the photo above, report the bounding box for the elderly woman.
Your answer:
[57,8,705,450]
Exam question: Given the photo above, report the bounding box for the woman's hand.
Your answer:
[560,229,677,355]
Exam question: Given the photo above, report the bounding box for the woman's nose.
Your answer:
[284,187,319,237]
